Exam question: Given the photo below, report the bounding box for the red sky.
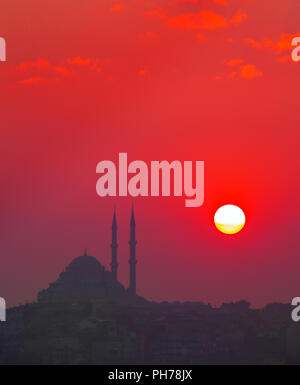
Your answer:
[0,0,300,307]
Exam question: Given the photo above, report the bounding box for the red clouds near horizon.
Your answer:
[0,0,300,308]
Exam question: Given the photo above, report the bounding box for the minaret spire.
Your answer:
[110,208,118,282]
[128,205,137,296]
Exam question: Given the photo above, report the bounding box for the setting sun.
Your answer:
[214,205,246,235]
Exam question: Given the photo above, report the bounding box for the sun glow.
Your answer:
[214,205,245,235]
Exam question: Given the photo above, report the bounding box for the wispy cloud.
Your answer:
[17,56,103,85]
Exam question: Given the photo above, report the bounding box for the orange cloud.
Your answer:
[68,56,102,71]
[144,8,166,19]
[228,71,237,79]
[230,9,247,25]
[226,59,244,67]
[18,58,50,71]
[55,66,73,77]
[16,56,103,85]
[276,33,296,53]
[17,77,42,85]
[139,67,149,76]
[245,33,300,55]
[196,33,207,41]
[277,55,291,63]
[245,38,262,50]
[218,60,262,81]
[110,3,124,12]
[240,64,263,79]
[167,11,228,30]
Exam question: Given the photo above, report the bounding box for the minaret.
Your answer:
[110,208,118,282]
[128,206,137,296]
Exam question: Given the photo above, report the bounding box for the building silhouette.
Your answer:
[37,208,139,303]
[128,207,137,297]
[110,206,138,296]
[110,209,118,282]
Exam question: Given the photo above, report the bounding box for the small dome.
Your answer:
[67,253,104,275]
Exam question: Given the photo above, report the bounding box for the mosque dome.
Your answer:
[37,250,126,303]
[67,252,105,276]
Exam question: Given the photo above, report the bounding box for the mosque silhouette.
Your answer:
[37,208,140,304]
